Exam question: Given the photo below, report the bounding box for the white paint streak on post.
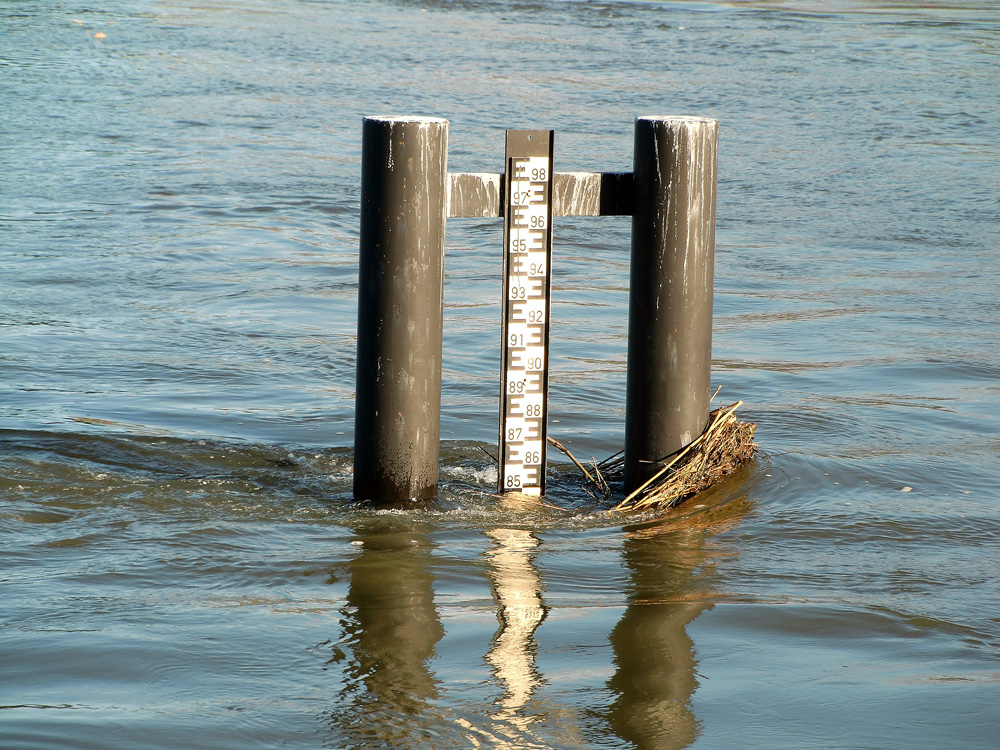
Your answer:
[447,172,632,218]
[355,116,448,503]
[552,172,633,216]
[448,173,501,218]
[624,116,718,494]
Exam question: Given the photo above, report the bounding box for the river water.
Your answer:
[2,1,999,747]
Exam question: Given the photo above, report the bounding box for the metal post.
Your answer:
[354,116,448,503]
[624,116,718,494]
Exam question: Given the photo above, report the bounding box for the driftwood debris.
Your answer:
[548,401,757,511]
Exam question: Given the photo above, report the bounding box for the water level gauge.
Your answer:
[499,130,554,496]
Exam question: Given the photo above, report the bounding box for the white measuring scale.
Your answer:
[499,130,554,496]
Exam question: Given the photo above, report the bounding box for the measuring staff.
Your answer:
[498,130,555,496]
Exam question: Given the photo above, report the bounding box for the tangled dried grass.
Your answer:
[614,401,756,510]
[547,401,757,511]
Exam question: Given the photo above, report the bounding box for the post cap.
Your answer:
[364,115,449,125]
[635,115,718,125]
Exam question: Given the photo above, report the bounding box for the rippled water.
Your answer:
[3,1,999,747]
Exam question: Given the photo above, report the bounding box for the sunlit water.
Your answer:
[2,1,999,747]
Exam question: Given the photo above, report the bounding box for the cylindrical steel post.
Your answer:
[624,116,718,494]
[354,116,448,503]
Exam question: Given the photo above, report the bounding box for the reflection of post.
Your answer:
[607,523,713,750]
[329,526,444,746]
[485,528,547,743]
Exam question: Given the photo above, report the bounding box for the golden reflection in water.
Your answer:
[485,527,548,737]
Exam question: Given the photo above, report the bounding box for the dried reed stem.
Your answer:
[611,401,756,511]
[547,436,609,499]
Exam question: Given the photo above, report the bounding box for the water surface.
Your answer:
[2,1,999,747]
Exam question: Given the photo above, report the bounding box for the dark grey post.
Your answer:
[624,116,718,494]
[354,116,448,503]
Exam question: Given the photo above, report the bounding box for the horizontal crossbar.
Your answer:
[447,172,633,218]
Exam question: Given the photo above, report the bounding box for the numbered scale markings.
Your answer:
[499,130,554,496]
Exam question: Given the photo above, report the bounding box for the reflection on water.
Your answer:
[327,524,444,748]
[483,528,548,745]
[319,506,736,749]
[608,521,716,749]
